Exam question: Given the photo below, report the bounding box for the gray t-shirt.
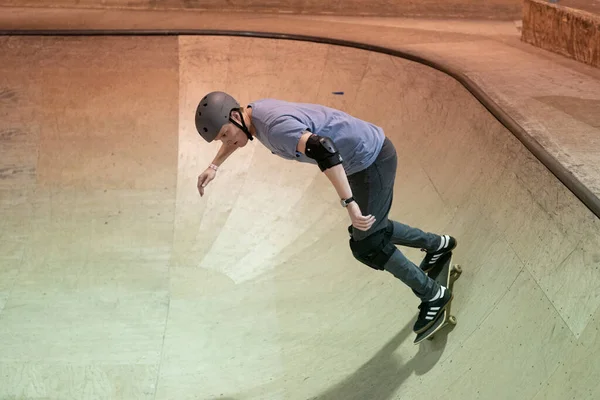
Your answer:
[248,99,385,176]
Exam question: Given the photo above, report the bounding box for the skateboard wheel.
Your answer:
[451,265,462,279]
[449,315,457,325]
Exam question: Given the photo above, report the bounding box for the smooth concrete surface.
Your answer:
[522,0,600,68]
[0,0,524,19]
[1,34,600,399]
[1,7,600,216]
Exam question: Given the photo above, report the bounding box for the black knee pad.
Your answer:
[348,222,395,270]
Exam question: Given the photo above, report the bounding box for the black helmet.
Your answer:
[195,91,252,142]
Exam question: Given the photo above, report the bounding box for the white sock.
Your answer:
[429,286,446,302]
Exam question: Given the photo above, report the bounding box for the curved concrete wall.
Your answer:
[0,0,524,19]
[1,34,598,399]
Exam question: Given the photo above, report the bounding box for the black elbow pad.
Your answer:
[305,134,343,171]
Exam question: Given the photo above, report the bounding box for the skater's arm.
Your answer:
[297,132,352,199]
[211,142,238,168]
[323,164,353,201]
[297,132,375,230]
[197,142,238,197]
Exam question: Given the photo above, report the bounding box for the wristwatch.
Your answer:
[340,197,355,207]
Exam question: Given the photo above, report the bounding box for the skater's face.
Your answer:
[215,111,250,148]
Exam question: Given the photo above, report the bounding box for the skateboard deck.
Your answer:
[414,252,462,344]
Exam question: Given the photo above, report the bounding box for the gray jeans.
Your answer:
[347,137,441,301]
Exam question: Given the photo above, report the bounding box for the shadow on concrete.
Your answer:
[308,314,455,400]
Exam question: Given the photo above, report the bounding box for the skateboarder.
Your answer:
[194,91,457,333]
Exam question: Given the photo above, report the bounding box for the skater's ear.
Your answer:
[296,131,313,155]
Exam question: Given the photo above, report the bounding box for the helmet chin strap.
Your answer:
[229,109,253,141]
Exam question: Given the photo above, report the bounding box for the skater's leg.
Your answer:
[388,220,441,251]
[383,247,440,301]
[345,136,452,332]
[346,219,440,301]
[349,232,451,333]
[346,138,447,253]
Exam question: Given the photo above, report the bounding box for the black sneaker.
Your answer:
[420,235,457,273]
[413,287,453,334]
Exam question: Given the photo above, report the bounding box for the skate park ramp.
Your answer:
[1,34,600,399]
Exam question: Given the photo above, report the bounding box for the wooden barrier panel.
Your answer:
[0,0,523,19]
[522,0,600,68]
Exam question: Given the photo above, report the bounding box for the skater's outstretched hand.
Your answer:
[347,201,376,231]
[197,167,217,197]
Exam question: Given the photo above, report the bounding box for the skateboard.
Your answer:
[413,252,462,344]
